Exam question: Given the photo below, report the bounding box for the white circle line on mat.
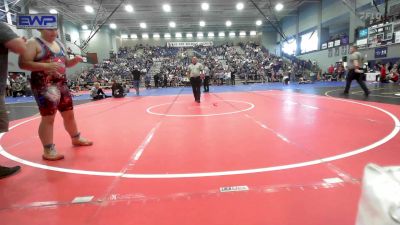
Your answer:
[146,100,255,117]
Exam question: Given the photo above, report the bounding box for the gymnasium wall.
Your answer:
[80,29,116,62]
[298,2,319,33]
[298,43,400,71]
[261,28,278,55]
[275,0,400,70]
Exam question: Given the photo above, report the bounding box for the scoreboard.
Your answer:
[368,23,394,45]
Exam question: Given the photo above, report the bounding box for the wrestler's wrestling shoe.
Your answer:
[43,144,64,161]
[72,133,93,147]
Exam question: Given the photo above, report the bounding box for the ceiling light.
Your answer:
[201,3,209,11]
[131,34,138,39]
[187,33,193,38]
[256,20,262,26]
[208,32,214,37]
[125,4,134,12]
[239,31,246,36]
[49,9,58,14]
[142,33,149,39]
[153,33,160,38]
[275,3,284,11]
[197,32,204,38]
[226,20,232,27]
[110,23,117,29]
[140,22,147,29]
[121,34,128,39]
[81,24,88,30]
[175,32,182,38]
[85,5,94,13]
[229,32,236,37]
[163,4,171,12]
[169,21,176,28]
[199,21,206,27]
[236,2,244,10]
[219,32,225,37]
[250,31,257,36]
[165,33,171,38]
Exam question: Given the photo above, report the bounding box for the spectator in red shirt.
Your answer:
[388,64,399,83]
[380,63,388,83]
[328,65,334,75]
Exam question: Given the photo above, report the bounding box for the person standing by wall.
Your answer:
[154,72,160,88]
[231,66,236,85]
[131,66,141,96]
[203,64,210,92]
[187,57,204,103]
[0,22,27,178]
[343,45,370,96]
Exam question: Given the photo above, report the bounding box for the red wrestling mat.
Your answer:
[1,90,399,225]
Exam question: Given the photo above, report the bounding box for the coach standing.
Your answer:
[188,57,204,103]
[0,22,27,178]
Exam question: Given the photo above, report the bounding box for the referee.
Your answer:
[344,45,370,96]
[188,57,204,103]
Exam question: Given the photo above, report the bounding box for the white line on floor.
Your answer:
[132,124,160,161]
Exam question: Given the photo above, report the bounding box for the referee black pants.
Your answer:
[190,77,202,101]
[344,69,370,95]
[203,76,210,92]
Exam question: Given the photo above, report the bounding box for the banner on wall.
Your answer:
[375,47,388,58]
[167,41,213,47]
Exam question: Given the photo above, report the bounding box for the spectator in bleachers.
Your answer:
[328,65,335,75]
[231,66,237,85]
[337,64,345,80]
[388,64,399,83]
[75,41,320,90]
[378,63,388,83]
